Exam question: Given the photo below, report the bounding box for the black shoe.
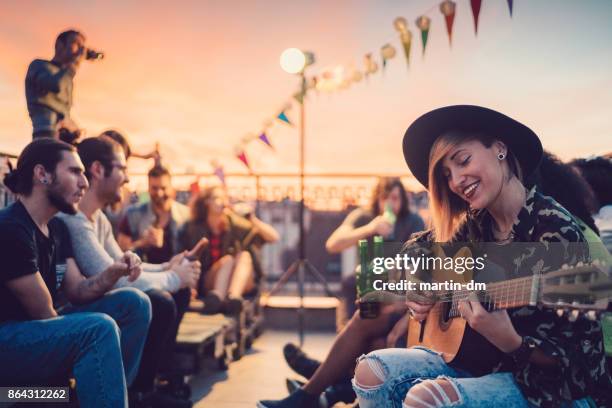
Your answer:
[257,389,324,408]
[286,378,305,394]
[323,377,356,405]
[223,296,244,316]
[283,343,321,379]
[202,292,223,314]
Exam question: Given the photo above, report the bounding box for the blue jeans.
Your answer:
[29,105,60,137]
[0,287,151,407]
[352,347,592,408]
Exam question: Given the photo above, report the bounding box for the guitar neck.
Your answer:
[446,275,538,318]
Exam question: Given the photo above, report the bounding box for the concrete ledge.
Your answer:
[261,295,339,330]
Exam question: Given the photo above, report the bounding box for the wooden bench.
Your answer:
[175,312,237,372]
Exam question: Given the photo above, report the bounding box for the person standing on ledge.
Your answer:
[25,29,97,142]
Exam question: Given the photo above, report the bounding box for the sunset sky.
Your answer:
[1,0,610,189]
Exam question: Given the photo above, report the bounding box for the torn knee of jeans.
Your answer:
[403,378,461,408]
[353,355,388,389]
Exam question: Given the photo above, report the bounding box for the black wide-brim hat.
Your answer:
[403,105,543,188]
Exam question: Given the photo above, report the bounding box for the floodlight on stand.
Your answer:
[280,48,306,74]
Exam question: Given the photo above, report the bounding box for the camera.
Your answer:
[85,48,104,60]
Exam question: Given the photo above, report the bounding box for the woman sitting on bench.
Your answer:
[178,186,279,315]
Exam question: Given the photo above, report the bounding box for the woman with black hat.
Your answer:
[352,106,610,407]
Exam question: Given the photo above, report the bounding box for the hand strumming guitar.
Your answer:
[458,299,522,353]
[406,299,435,322]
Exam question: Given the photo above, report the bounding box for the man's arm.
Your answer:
[116,214,153,252]
[6,274,57,320]
[61,214,118,278]
[61,258,136,305]
[118,230,156,252]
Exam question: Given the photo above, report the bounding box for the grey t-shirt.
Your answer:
[58,210,180,293]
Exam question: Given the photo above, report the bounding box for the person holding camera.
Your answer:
[25,29,103,142]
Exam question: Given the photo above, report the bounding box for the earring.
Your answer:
[498,152,506,160]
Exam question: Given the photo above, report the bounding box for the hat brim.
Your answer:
[403,105,543,188]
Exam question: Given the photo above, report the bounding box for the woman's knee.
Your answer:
[404,378,460,408]
[216,254,235,268]
[353,353,388,389]
[235,250,253,265]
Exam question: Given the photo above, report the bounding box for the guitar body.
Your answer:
[407,301,467,363]
[406,246,473,363]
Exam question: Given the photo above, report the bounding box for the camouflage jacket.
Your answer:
[406,187,611,407]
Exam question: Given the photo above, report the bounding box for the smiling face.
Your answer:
[93,149,129,205]
[149,174,173,209]
[439,139,507,210]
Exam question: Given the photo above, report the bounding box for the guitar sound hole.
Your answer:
[439,299,452,331]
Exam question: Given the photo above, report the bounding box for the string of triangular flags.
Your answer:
[220,0,514,177]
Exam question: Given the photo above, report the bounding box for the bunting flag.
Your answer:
[470,0,482,35]
[440,0,457,46]
[393,17,412,68]
[307,76,318,90]
[393,16,408,33]
[507,0,513,17]
[363,53,378,77]
[351,69,363,83]
[415,16,431,55]
[189,175,201,195]
[293,90,304,104]
[380,43,396,70]
[399,31,412,67]
[276,111,292,125]
[210,161,226,185]
[235,147,250,170]
[258,132,273,149]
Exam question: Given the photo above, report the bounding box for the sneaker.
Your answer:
[257,389,325,408]
[323,377,356,405]
[202,292,223,314]
[223,296,244,316]
[283,343,321,379]
[285,378,305,394]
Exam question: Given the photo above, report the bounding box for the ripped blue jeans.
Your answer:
[352,347,592,408]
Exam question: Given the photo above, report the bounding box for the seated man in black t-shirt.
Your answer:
[0,139,151,407]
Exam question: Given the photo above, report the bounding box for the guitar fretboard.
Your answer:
[443,275,537,318]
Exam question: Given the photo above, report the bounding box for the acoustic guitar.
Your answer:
[406,246,612,363]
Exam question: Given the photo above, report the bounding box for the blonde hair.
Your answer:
[427,132,522,242]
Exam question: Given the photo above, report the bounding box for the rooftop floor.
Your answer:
[190,329,349,408]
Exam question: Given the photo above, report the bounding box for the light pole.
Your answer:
[269,48,334,347]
